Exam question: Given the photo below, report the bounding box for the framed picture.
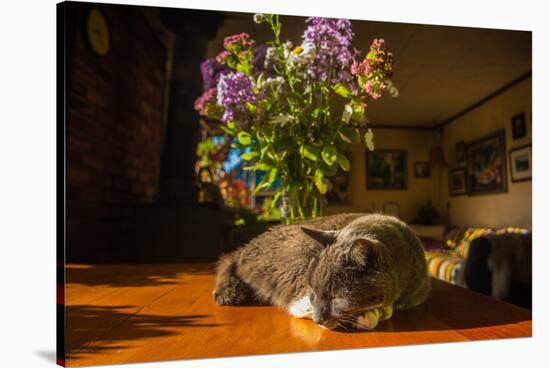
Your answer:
[448,168,467,196]
[509,145,532,182]
[466,129,508,196]
[366,149,407,190]
[414,161,431,178]
[511,112,527,139]
[327,152,352,205]
[456,141,466,165]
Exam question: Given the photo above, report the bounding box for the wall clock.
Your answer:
[86,8,110,56]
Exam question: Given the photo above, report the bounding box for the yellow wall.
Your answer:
[326,128,439,222]
[439,77,532,229]
[327,77,532,229]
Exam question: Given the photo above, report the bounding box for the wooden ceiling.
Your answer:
[207,13,531,128]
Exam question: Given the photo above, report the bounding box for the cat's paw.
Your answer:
[379,305,393,321]
[288,295,313,318]
[356,309,381,330]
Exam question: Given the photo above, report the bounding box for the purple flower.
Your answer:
[252,44,269,76]
[216,72,257,122]
[301,17,354,83]
[200,58,230,90]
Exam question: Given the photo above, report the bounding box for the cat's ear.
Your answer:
[300,227,338,247]
[348,238,388,268]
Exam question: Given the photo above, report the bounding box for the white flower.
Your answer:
[259,76,285,92]
[264,47,277,70]
[253,13,268,24]
[268,113,294,127]
[286,41,317,69]
[341,104,353,124]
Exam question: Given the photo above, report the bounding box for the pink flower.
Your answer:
[223,33,256,50]
[194,88,217,113]
[216,50,231,64]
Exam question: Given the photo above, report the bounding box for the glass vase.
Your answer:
[279,185,324,225]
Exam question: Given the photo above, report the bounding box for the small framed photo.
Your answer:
[456,141,466,165]
[414,162,431,178]
[449,168,467,196]
[511,112,527,139]
[509,145,532,182]
[366,149,408,190]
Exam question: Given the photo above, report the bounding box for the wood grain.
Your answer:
[64,264,531,367]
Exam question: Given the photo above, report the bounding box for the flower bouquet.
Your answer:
[195,14,397,223]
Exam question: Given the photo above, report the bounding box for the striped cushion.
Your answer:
[425,251,464,284]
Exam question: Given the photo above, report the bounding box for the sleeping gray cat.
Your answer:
[214,213,430,330]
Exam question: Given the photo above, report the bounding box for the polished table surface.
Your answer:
[63,263,532,367]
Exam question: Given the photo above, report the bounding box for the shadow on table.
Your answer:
[332,280,531,334]
[64,263,215,287]
[65,305,222,361]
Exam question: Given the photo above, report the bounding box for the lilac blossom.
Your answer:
[301,17,354,83]
[252,44,269,76]
[216,72,257,122]
[200,58,230,90]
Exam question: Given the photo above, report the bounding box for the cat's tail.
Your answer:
[213,252,255,306]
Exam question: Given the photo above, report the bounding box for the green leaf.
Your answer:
[320,162,338,177]
[351,102,366,123]
[227,121,236,130]
[267,168,278,187]
[387,80,400,98]
[321,146,338,166]
[254,174,271,194]
[299,145,319,161]
[333,83,353,98]
[314,169,329,194]
[219,125,234,135]
[338,130,352,144]
[241,151,259,161]
[336,153,350,171]
[269,191,282,211]
[311,107,322,119]
[245,102,257,115]
[237,131,252,145]
[255,162,273,171]
[341,126,360,144]
[364,128,375,151]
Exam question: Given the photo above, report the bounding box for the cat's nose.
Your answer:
[313,307,330,325]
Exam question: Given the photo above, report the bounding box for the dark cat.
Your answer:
[214,213,430,330]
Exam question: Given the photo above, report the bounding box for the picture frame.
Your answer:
[509,144,532,182]
[448,168,467,196]
[366,149,407,190]
[466,129,508,196]
[456,141,466,165]
[511,112,527,139]
[414,161,431,178]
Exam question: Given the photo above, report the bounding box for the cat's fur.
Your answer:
[214,213,430,330]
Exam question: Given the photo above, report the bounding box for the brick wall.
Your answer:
[65,4,171,261]
[67,4,167,205]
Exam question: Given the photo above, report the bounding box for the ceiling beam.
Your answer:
[371,71,532,132]
[435,71,532,130]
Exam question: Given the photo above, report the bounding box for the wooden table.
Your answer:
[63,263,532,367]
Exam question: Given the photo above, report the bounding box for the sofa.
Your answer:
[411,225,531,309]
